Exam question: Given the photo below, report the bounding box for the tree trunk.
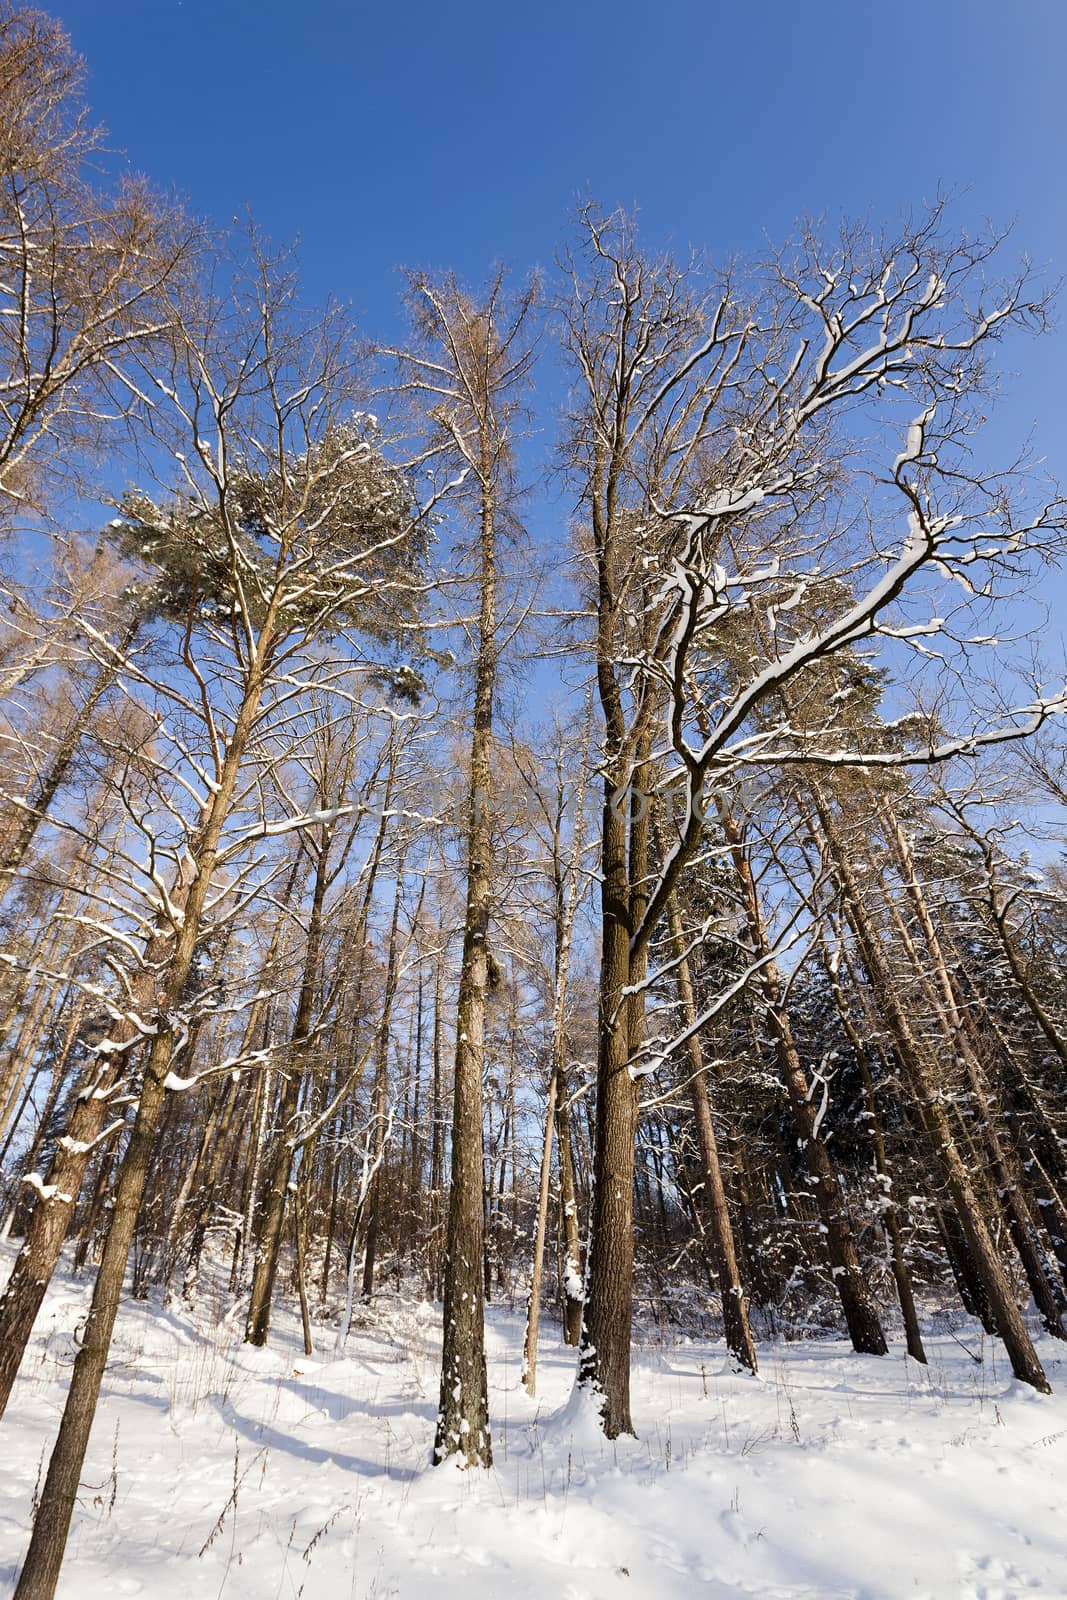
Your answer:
[293,1178,313,1357]
[427,935,446,1300]
[245,840,330,1345]
[0,985,157,1421]
[821,941,926,1362]
[577,769,638,1436]
[361,865,405,1302]
[555,1063,584,1346]
[719,801,887,1356]
[13,662,266,1599]
[882,803,1067,1332]
[666,892,758,1370]
[407,272,538,1466]
[1,994,86,1224]
[0,615,140,908]
[522,1066,557,1394]
[434,475,495,1468]
[807,789,1050,1393]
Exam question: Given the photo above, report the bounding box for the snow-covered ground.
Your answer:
[1,1247,1065,1599]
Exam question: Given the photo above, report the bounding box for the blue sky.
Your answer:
[58,2,1065,317]
[52,0,1067,617]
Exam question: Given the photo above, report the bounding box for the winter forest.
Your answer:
[1,4,1066,1597]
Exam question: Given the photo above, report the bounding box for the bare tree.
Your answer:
[0,5,199,516]
[388,266,539,1466]
[560,203,1064,1435]
[12,234,432,1599]
[519,709,592,1392]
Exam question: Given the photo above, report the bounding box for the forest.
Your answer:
[0,5,1066,1597]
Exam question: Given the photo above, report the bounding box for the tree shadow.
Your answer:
[210,1394,422,1481]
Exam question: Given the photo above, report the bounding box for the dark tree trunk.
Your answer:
[578,771,638,1437]
[245,843,330,1346]
[666,891,758,1370]
[555,1062,584,1346]
[809,791,1050,1393]
[718,802,887,1356]
[434,465,496,1468]
[361,866,405,1302]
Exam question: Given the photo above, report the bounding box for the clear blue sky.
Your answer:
[53,0,1067,586]
[57,2,1065,304]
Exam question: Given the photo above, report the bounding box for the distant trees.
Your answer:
[521,708,592,1390]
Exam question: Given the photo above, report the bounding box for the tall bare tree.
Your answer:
[12,235,431,1599]
[389,267,539,1467]
[561,203,1064,1435]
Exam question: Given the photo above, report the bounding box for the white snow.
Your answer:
[162,1071,198,1092]
[563,1260,584,1302]
[18,1173,72,1205]
[0,1244,1065,1598]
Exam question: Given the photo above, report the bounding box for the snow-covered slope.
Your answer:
[1,1249,1065,1599]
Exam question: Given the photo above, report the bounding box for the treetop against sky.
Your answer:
[52,5,1064,364]
[24,0,1067,631]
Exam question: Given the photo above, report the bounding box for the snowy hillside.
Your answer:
[1,1249,1065,1600]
